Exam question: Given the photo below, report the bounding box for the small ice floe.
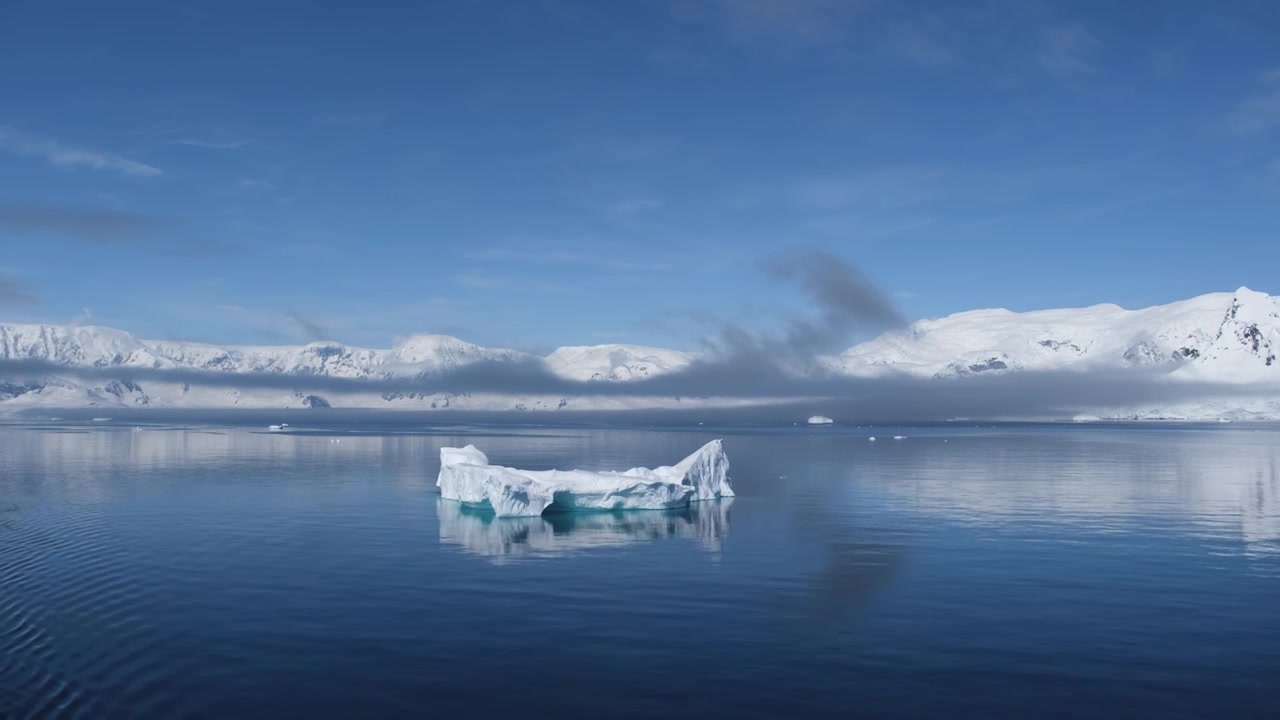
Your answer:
[267,423,290,432]
[437,440,734,517]
[92,417,112,422]
[807,415,834,425]
[868,436,877,441]
[893,435,907,440]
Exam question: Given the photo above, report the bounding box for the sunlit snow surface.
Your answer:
[436,440,734,516]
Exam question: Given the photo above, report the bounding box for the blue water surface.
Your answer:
[1,420,1277,719]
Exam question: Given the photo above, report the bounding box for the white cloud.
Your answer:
[0,126,162,176]
[168,138,252,150]
[1037,24,1101,78]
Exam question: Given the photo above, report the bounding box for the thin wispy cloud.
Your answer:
[0,126,162,176]
[879,18,957,67]
[0,272,38,306]
[217,305,342,344]
[468,246,673,272]
[1037,24,1101,77]
[311,112,386,128]
[68,307,94,327]
[606,198,665,217]
[167,138,253,150]
[0,206,166,241]
[237,178,277,192]
[670,0,866,50]
[288,312,334,342]
[1227,68,1280,135]
[791,167,945,211]
[0,205,228,257]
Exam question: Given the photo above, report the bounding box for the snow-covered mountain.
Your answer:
[1,287,1278,418]
[543,344,695,382]
[0,324,699,412]
[835,287,1279,383]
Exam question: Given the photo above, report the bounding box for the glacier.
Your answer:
[436,440,734,517]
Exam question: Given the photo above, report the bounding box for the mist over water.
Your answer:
[1,420,1278,718]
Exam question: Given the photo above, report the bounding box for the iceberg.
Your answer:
[807,415,834,425]
[436,440,734,517]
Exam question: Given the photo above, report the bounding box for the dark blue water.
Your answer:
[1,421,1277,719]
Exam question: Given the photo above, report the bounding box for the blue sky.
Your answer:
[1,0,1278,352]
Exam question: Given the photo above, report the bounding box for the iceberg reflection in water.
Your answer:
[437,497,733,563]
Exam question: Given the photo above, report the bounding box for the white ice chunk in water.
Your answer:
[436,440,734,517]
[807,415,834,425]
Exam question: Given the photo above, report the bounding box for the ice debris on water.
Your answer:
[436,440,734,518]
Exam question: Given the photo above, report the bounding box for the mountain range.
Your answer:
[1,287,1277,419]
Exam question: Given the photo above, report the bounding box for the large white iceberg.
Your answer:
[436,440,734,517]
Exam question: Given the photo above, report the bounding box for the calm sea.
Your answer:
[1,420,1277,719]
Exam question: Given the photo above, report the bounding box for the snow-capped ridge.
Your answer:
[2,287,1279,417]
[838,288,1277,384]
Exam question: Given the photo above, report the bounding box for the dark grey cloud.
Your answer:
[0,206,230,257]
[761,249,904,352]
[0,275,38,305]
[699,249,904,360]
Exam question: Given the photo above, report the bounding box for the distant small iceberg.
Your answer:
[91,417,112,422]
[267,423,290,432]
[807,415,834,425]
